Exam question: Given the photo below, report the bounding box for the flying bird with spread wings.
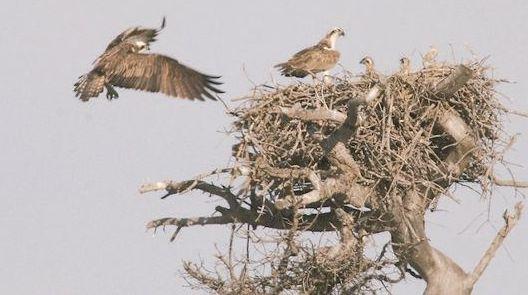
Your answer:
[275,27,345,79]
[74,18,223,102]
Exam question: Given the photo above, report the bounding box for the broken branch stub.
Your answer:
[433,64,473,98]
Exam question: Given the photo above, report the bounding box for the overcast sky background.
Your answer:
[1,1,527,294]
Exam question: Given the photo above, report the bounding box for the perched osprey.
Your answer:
[399,57,411,75]
[359,55,383,82]
[74,18,223,102]
[275,27,345,78]
[359,56,376,76]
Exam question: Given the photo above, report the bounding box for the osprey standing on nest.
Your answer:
[275,27,345,79]
[359,56,383,82]
[399,57,411,75]
[74,18,223,102]
[359,56,376,76]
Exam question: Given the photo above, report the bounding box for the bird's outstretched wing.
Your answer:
[105,17,166,52]
[106,53,223,100]
[275,45,340,78]
[74,71,106,101]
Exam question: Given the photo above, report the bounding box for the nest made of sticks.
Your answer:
[230,60,506,210]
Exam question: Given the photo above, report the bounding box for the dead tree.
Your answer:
[140,55,525,294]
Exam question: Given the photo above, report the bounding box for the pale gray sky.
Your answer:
[1,1,527,294]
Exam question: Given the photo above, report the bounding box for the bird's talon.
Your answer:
[106,89,119,100]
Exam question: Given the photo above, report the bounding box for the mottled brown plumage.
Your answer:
[74,18,223,102]
[275,27,345,78]
[399,57,411,75]
[104,17,166,52]
[359,56,377,79]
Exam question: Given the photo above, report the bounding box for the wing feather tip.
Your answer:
[201,91,217,101]
[204,74,222,80]
[205,84,224,94]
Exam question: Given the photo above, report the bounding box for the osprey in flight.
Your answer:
[74,18,223,102]
[275,27,345,78]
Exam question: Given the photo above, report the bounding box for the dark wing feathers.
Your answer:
[106,53,223,100]
[105,17,166,52]
[275,45,340,77]
[76,18,224,101]
[73,71,106,102]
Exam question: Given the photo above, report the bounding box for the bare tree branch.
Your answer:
[147,215,234,241]
[278,103,347,123]
[467,202,524,287]
[390,65,479,295]
[436,108,477,178]
[433,64,473,98]
[275,177,370,210]
[492,176,528,188]
[140,179,239,208]
[139,181,170,194]
[148,204,388,236]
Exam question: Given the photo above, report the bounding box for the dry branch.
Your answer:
[433,64,473,98]
[492,177,528,188]
[141,179,238,208]
[467,202,524,287]
[148,207,361,233]
[278,103,347,123]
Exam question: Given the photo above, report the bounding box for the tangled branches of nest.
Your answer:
[231,61,504,213]
[143,57,520,293]
[183,230,400,294]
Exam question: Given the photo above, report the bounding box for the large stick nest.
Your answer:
[145,58,515,293]
[231,61,505,210]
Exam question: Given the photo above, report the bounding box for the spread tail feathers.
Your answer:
[73,72,105,102]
